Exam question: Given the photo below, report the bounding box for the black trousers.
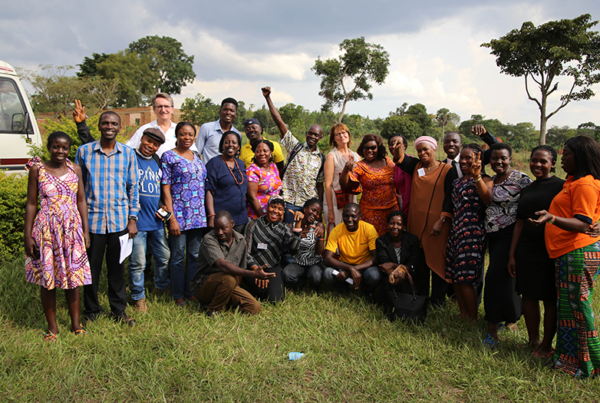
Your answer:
[417,263,449,307]
[84,230,128,319]
[243,264,285,303]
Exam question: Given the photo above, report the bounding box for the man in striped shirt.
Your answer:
[76,111,139,326]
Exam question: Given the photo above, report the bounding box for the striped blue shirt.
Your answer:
[76,140,140,234]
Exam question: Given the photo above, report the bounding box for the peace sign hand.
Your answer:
[73,99,86,123]
[470,151,482,178]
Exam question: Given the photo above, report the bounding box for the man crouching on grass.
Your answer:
[190,211,275,317]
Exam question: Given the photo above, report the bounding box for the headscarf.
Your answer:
[414,136,437,151]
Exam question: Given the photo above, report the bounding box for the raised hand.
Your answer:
[261,87,271,98]
[470,151,482,178]
[471,124,487,137]
[73,99,86,123]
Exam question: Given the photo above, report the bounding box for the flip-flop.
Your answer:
[43,331,58,342]
[72,328,87,336]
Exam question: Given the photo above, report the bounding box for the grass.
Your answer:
[2,256,600,402]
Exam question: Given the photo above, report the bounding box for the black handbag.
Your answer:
[385,273,428,323]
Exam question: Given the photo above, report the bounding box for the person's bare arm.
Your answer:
[323,249,362,289]
[217,259,275,280]
[74,165,90,249]
[205,190,216,228]
[262,87,287,138]
[246,182,265,217]
[324,154,336,226]
[161,184,181,236]
[339,160,356,189]
[507,219,524,278]
[24,165,39,257]
[530,210,592,233]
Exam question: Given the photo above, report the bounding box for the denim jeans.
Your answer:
[169,228,203,300]
[323,265,382,293]
[128,228,171,301]
[282,262,324,289]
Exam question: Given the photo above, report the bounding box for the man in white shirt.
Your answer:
[126,93,197,157]
[195,98,240,162]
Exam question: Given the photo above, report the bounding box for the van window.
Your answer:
[0,78,32,134]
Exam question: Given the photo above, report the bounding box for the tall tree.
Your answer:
[180,93,219,127]
[312,37,390,123]
[405,103,432,137]
[96,51,158,107]
[389,103,408,117]
[128,36,196,94]
[435,108,460,139]
[380,115,421,140]
[77,53,110,78]
[482,14,600,144]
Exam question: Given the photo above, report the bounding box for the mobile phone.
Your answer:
[33,247,40,260]
[156,207,172,221]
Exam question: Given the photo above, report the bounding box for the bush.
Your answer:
[0,171,28,262]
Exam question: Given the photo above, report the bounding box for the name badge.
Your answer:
[418,168,426,177]
[258,243,268,250]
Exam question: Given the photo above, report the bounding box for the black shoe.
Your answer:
[83,312,101,325]
[112,312,136,327]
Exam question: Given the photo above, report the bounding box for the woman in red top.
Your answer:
[531,136,600,378]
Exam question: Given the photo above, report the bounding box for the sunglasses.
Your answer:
[364,145,378,151]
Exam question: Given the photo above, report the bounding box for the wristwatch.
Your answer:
[128,215,138,221]
[440,216,447,223]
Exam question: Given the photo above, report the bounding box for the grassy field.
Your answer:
[1,255,600,402]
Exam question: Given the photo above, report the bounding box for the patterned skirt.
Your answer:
[553,241,600,378]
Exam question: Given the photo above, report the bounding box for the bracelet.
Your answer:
[548,215,556,225]
[439,216,446,223]
[317,238,324,241]
[292,228,302,233]
[474,176,482,183]
[207,214,216,218]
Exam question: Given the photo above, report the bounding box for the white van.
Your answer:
[0,60,42,170]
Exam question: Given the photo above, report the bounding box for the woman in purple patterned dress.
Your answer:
[161,122,207,306]
[24,132,91,341]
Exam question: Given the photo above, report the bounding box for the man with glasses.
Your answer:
[127,93,197,156]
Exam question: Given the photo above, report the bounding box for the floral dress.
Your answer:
[25,158,91,290]
[246,162,282,219]
[349,157,399,236]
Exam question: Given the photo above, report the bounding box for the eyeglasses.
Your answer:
[154,105,173,110]
[364,145,378,151]
[335,131,348,137]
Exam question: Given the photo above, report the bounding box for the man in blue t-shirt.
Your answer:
[129,127,171,312]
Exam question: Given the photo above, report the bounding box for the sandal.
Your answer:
[43,331,58,342]
[482,334,499,351]
[72,328,87,336]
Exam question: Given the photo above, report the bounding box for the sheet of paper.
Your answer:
[119,233,133,264]
[331,269,354,285]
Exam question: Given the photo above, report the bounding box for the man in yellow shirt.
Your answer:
[323,203,381,294]
[239,118,285,174]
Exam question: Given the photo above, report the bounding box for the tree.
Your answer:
[389,103,408,117]
[128,36,196,95]
[405,103,432,137]
[77,53,110,78]
[380,115,421,140]
[180,94,219,127]
[435,108,460,139]
[18,64,88,116]
[482,14,600,145]
[312,37,390,123]
[96,50,159,107]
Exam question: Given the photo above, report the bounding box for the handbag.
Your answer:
[339,173,362,195]
[335,190,351,210]
[384,271,428,323]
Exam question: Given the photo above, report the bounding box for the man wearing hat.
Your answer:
[239,117,285,173]
[128,127,172,312]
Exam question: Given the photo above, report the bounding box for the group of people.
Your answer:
[22,87,600,379]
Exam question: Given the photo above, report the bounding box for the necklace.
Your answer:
[221,156,244,185]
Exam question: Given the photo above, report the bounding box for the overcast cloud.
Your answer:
[2,0,600,128]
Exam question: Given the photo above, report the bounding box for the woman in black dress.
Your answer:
[507,145,564,358]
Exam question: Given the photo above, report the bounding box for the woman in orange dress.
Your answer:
[340,134,399,236]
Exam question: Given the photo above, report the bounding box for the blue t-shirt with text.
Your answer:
[136,155,164,231]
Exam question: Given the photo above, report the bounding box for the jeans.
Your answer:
[284,203,303,224]
[169,228,203,300]
[323,265,382,293]
[282,262,324,289]
[129,228,171,301]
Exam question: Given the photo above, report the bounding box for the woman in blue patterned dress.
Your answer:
[446,144,491,322]
[161,122,207,306]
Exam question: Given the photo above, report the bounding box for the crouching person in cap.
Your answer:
[128,127,172,312]
[191,211,275,316]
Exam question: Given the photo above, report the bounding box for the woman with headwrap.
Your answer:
[392,135,458,306]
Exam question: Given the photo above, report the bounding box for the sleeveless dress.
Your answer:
[25,158,91,290]
[324,147,360,227]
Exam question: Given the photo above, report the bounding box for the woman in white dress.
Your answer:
[323,123,360,232]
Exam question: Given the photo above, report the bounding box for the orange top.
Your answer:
[545,175,600,258]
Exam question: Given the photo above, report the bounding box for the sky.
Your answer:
[2,0,600,129]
